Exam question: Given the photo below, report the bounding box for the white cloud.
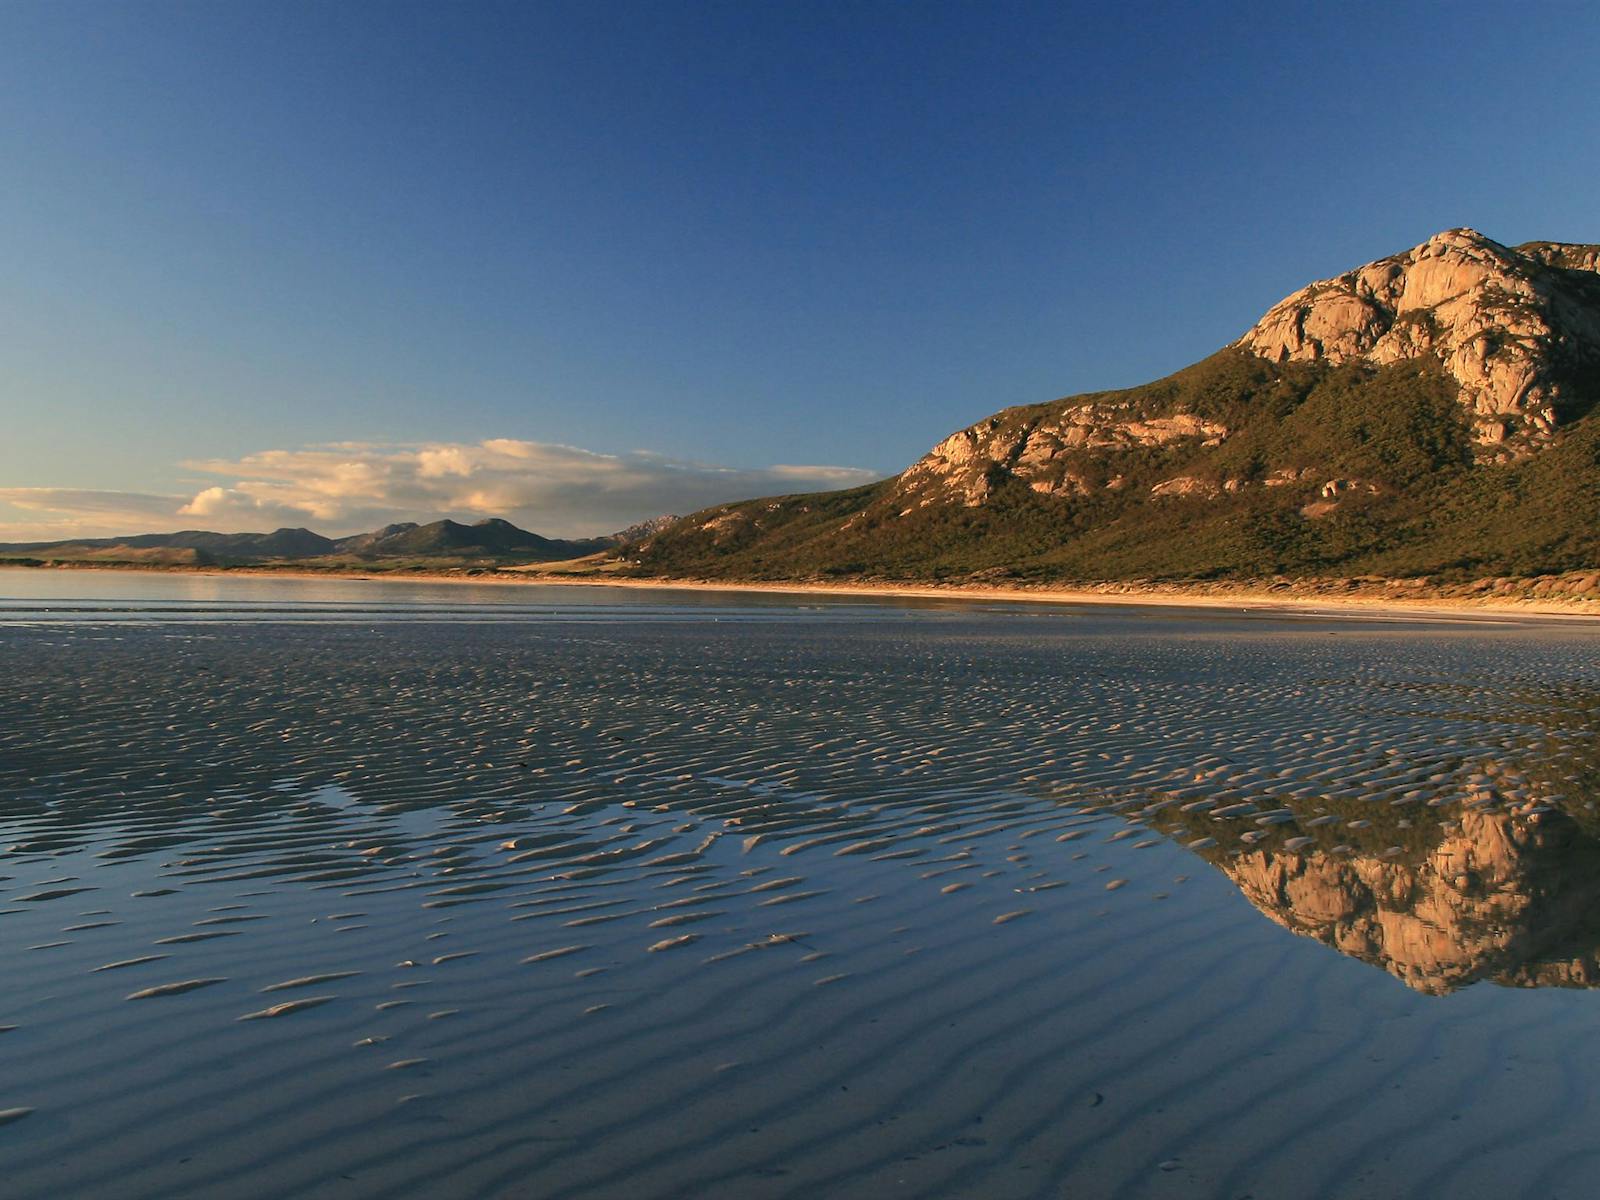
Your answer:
[0,488,181,518]
[0,488,192,543]
[416,447,476,478]
[0,439,880,541]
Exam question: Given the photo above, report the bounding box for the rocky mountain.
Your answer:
[0,517,629,566]
[629,229,1600,584]
[1238,229,1600,459]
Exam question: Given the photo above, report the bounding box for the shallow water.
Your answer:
[5,570,1600,1198]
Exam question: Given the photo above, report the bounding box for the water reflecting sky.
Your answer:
[4,570,1600,1198]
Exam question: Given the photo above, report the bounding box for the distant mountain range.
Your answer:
[0,516,667,568]
[628,229,1600,585]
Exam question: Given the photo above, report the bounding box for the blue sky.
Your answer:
[3,0,1598,538]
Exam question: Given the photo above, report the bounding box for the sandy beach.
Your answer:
[507,572,1600,621]
[10,560,1600,621]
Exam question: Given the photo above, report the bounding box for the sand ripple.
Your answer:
[4,603,1600,1196]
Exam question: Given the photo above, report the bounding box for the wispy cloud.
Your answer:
[0,439,879,541]
[0,488,191,542]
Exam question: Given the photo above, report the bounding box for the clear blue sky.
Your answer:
[3,0,1598,537]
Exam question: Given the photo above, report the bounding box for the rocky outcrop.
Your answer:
[1150,475,1219,500]
[872,229,1600,512]
[1523,241,1600,274]
[897,404,1227,508]
[1238,228,1600,456]
[694,509,752,541]
[891,229,1600,512]
[612,514,682,546]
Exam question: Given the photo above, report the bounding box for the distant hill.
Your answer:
[331,522,421,554]
[1,526,337,563]
[0,516,633,567]
[628,229,1600,584]
[333,517,610,560]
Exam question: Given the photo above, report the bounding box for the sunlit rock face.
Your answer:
[892,228,1600,512]
[896,406,1228,509]
[1214,809,1600,995]
[1237,228,1600,457]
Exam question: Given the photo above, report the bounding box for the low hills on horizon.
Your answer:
[0,515,677,570]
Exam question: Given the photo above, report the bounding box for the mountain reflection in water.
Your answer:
[1154,719,1600,994]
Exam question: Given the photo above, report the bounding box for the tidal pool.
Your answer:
[3,571,1600,1198]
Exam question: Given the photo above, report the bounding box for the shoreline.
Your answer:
[6,560,1600,621]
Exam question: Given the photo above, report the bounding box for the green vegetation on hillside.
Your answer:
[631,349,1600,584]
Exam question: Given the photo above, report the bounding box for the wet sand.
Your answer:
[4,588,1600,1197]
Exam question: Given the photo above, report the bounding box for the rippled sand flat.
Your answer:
[4,582,1600,1198]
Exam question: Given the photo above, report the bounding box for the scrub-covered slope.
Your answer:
[630,229,1600,584]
